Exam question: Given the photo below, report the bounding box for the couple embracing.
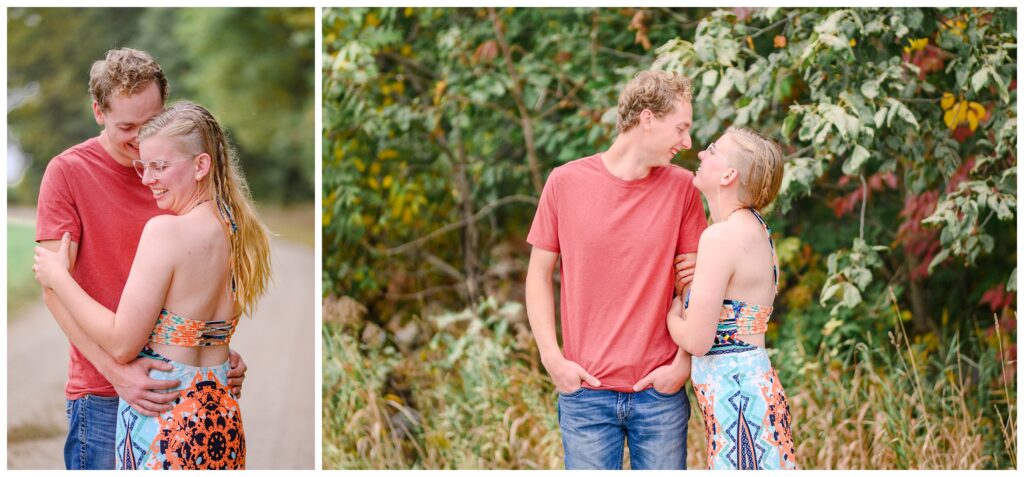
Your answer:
[526,70,798,470]
[32,48,270,470]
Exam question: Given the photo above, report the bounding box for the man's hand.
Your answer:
[632,352,691,394]
[111,358,180,417]
[674,253,697,294]
[227,349,247,398]
[542,354,601,394]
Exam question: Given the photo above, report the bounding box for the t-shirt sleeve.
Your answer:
[526,169,560,253]
[675,180,707,254]
[36,158,82,243]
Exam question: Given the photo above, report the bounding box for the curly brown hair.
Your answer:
[615,70,693,133]
[89,48,168,111]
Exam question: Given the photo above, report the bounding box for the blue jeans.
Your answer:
[558,387,689,469]
[64,395,118,470]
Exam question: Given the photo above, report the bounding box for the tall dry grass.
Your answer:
[323,295,1016,469]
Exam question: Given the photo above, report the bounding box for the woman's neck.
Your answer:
[706,192,746,223]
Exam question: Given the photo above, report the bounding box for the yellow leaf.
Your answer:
[404,7,414,17]
[382,175,393,189]
[943,108,957,130]
[365,12,380,27]
[940,92,955,110]
[378,148,398,160]
[400,44,412,57]
[402,209,413,224]
[969,101,985,117]
[368,177,379,190]
[433,80,447,106]
[353,158,366,172]
[967,110,978,131]
[370,162,381,175]
[849,38,857,47]
[956,101,968,123]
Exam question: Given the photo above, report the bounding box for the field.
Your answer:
[323,296,1017,469]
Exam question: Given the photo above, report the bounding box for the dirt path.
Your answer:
[6,238,315,469]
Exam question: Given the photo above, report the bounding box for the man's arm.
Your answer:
[39,239,180,416]
[525,246,600,393]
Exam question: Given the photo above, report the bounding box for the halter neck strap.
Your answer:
[748,208,778,293]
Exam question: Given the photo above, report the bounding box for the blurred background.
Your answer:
[7,7,315,469]
[321,7,1016,469]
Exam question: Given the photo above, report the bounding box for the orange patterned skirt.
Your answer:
[116,347,244,470]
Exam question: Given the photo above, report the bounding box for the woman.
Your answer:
[666,126,797,470]
[34,101,271,470]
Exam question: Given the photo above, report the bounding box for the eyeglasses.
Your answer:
[132,157,192,178]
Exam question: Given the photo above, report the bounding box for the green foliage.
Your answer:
[654,7,1016,330]
[7,7,314,204]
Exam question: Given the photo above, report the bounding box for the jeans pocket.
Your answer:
[558,386,586,398]
[647,386,684,398]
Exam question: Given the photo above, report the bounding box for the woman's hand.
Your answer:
[33,232,72,289]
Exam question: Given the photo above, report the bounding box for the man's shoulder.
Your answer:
[47,137,101,172]
[548,153,601,180]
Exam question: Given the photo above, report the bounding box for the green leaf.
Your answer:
[842,144,871,175]
[971,67,989,93]
[701,69,719,88]
[861,80,879,99]
[874,107,888,127]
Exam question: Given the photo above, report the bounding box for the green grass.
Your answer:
[7,221,40,317]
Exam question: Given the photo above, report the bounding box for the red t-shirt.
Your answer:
[527,153,707,392]
[36,137,168,399]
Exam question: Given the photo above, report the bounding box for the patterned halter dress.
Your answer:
[115,311,245,470]
[686,208,797,470]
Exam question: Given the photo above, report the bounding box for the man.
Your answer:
[525,70,706,469]
[35,48,247,470]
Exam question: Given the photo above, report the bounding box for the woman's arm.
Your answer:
[666,225,734,356]
[40,218,175,363]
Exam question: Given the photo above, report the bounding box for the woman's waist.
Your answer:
[691,344,773,377]
[143,343,232,372]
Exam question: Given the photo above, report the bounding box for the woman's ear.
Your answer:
[720,168,740,187]
[194,152,212,181]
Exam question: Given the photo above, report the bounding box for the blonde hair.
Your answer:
[89,48,168,111]
[616,70,693,133]
[138,101,271,317]
[726,126,784,211]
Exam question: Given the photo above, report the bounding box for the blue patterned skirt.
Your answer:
[690,335,797,470]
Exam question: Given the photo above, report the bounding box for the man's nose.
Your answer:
[680,134,692,150]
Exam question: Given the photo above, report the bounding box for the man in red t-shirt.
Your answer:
[526,70,707,469]
[35,48,246,470]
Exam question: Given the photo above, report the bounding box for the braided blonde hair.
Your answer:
[138,101,271,317]
[726,126,784,211]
